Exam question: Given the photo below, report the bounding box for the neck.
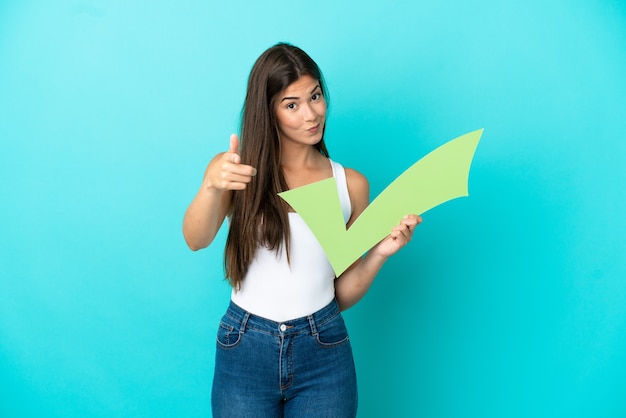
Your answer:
[281,144,321,171]
[280,145,331,190]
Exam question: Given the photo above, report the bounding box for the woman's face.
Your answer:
[274,75,326,148]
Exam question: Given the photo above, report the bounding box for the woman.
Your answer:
[183,43,421,417]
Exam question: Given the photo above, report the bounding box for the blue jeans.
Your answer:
[211,299,358,417]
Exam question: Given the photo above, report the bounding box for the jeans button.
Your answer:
[279,324,287,332]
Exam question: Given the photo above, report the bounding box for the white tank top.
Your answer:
[230,160,352,322]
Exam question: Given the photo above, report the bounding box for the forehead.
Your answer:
[281,75,320,96]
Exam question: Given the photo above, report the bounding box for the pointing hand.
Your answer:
[205,134,257,191]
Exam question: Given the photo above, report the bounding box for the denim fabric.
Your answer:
[211,299,358,418]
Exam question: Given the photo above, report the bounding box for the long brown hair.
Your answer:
[225,43,330,289]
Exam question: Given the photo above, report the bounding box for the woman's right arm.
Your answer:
[182,134,257,251]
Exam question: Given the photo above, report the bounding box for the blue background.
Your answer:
[1,1,625,417]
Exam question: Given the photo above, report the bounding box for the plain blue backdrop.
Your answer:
[1,1,625,417]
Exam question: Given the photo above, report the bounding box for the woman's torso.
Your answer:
[230,159,351,322]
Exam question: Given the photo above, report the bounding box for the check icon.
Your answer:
[279,129,483,276]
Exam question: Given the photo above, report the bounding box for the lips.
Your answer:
[307,124,320,133]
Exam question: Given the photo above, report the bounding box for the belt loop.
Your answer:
[240,312,250,334]
[307,314,318,336]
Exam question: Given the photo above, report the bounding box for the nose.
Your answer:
[302,102,316,121]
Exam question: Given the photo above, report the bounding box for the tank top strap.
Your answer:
[329,159,352,224]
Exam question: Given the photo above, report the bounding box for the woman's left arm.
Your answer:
[334,168,421,311]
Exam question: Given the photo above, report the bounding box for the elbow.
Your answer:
[334,285,356,312]
[187,242,203,251]
[185,238,208,252]
[336,299,349,312]
[182,230,209,251]
[336,297,355,312]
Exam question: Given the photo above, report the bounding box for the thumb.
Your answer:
[229,133,241,164]
[229,134,239,154]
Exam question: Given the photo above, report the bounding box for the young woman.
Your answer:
[183,43,421,417]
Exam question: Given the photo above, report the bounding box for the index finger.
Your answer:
[226,161,257,177]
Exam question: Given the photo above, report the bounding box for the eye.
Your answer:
[311,93,322,101]
[286,102,297,110]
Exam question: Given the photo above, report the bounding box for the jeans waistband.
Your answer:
[225,298,341,336]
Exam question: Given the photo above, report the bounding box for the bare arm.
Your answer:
[334,168,421,310]
[182,134,257,250]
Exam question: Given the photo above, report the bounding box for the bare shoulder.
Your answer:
[344,167,368,193]
[344,167,370,221]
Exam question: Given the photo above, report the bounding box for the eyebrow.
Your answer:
[280,84,321,102]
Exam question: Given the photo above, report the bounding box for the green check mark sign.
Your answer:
[279,129,483,276]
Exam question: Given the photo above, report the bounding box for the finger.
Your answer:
[224,161,257,177]
[389,230,402,240]
[392,223,413,241]
[229,134,241,164]
[220,181,248,191]
[401,215,422,231]
[214,176,252,191]
[229,134,239,154]
[403,214,421,225]
[390,225,408,240]
[222,171,256,185]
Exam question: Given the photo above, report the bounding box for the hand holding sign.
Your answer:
[279,129,483,276]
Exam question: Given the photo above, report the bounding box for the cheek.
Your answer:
[275,111,290,130]
[279,114,300,131]
[317,102,327,119]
